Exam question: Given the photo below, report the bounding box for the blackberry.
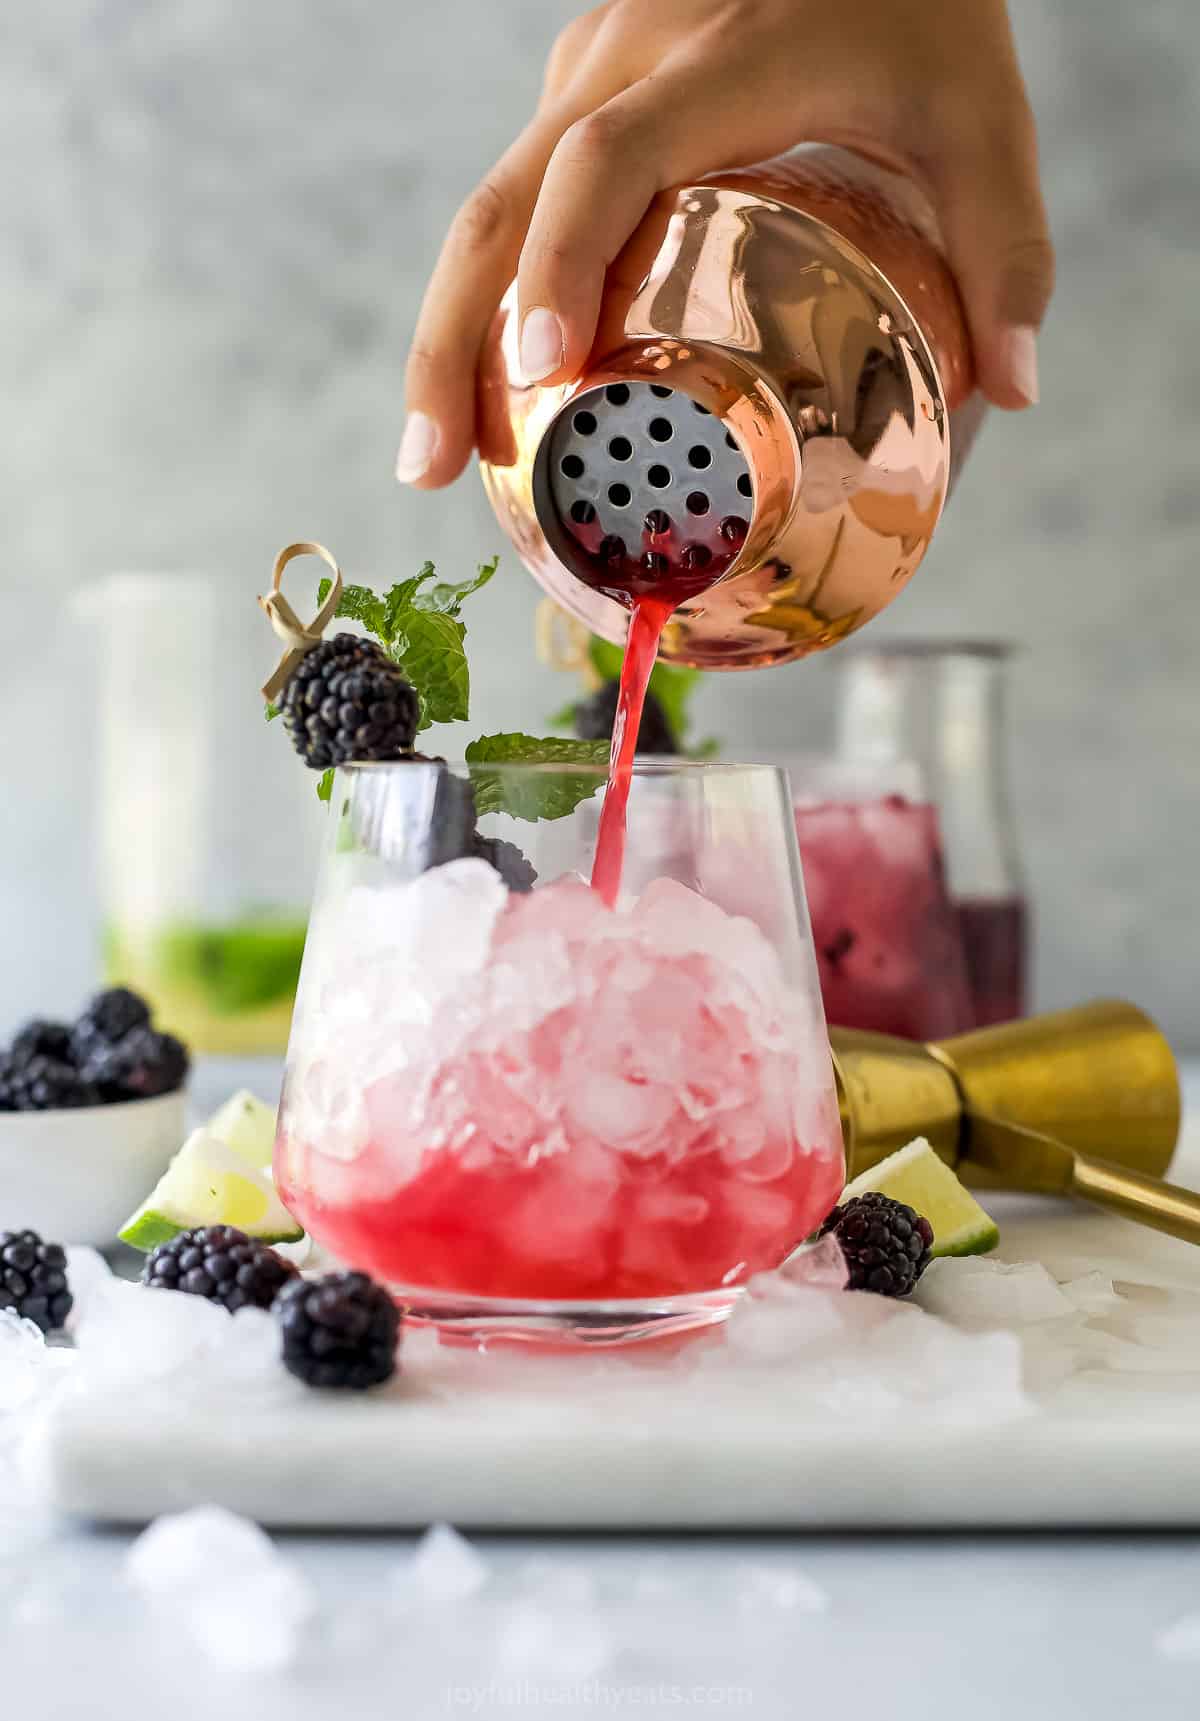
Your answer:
[820,1191,934,1297]
[472,833,537,892]
[0,1054,100,1112]
[143,1225,299,1313]
[69,986,151,1065]
[0,1230,73,1332]
[10,1019,74,1066]
[81,1025,189,1101]
[281,633,420,769]
[275,1271,399,1390]
[573,681,678,755]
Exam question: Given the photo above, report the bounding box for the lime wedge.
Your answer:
[206,1089,277,1170]
[843,1136,1000,1256]
[119,1129,303,1252]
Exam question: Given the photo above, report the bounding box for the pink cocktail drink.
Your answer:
[276,770,844,1334]
[794,793,974,1041]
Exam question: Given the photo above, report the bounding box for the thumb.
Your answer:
[932,106,1055,410]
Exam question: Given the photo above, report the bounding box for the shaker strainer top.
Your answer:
[534,382,754,606]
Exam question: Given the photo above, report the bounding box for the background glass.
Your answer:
[787,757,975,1041]
[835,643,1028,1027]
[275,760,844,1345]
[79,573,325,1056]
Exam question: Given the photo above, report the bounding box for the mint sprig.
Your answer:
[271,558,609,822]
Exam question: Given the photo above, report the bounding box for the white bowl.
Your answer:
[0,1089,187,1247]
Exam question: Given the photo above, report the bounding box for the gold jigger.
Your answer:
[831,999,1200,1246]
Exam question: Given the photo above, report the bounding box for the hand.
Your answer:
[396,0,1054,488]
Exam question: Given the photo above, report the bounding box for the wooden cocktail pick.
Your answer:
[259,541,344,703]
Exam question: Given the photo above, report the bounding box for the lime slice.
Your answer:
[119,1129,303,1252]
[206,1089,277,1170]
[843,1136,1000,1257]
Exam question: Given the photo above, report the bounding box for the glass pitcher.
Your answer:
[77,573,324,1056]
[834,642,1029,1027]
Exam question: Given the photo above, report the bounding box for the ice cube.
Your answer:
[402,1522,489,1605]
[63,1247,114,1325]
[493,1600,613,1683]
[0,1309,49,1413]
[917,1258,1074,1328]
[775,1233,849,1292]
[126,1505,314,1674]
[126,1504,280,1596]
[731,1560,829,1614]
[1156,1614,1200,1662]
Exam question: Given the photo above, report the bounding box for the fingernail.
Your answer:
[1002,324,1040,406]
[519,307,564,383]
[394,411,439,483]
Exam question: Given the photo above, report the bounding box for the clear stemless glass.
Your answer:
[275,760,845,1346]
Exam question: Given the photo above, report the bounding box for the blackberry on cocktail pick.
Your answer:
[820,1191,934,1297]
[0,1054,100,1112]
[275,1271,400,1390]
[573,680,678,756]
[280,632,420,770]
[143,1225,299,1313]
[0,1230,73,1332]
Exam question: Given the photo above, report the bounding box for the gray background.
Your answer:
[1,0,1197,1045]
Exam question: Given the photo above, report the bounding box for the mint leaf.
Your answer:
[383,565,438,640]
[390,610,469,730]
[416,556,499,616]
[316,578,387,638]
[466,734,609,822]
[264,702,281,723]
[316,768,335,803]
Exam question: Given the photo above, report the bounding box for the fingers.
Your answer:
[399,10,625,489]
[930,96,1055,410]
[516,68,716,387]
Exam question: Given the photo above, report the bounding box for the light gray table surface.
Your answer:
[6,1062,1200,1720]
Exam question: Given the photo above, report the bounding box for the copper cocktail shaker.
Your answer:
[480,145,983,670]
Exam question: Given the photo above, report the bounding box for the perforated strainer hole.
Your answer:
[720,516,749,542]
[685,491,710,516]
[647,464,671,489]
[687,445,712,470]
[643,551,669,575]
[599,534,626,560]
[736,472,753,498]
[570,499,596,525]
[607,482,632,507]
[692,402,710,415]
[648,417,673,443]
[644,509,671,535]
[725,431,739,449]
[650,385,673,398]
[681,544,712,570]
[608,436,633,462]
[605,384,630,405]
[573,410,597,435]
